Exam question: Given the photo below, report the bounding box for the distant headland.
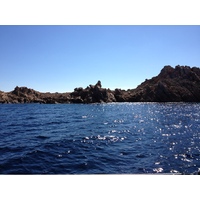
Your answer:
[1,65,200,104]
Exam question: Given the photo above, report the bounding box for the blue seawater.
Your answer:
[0,103,200,174]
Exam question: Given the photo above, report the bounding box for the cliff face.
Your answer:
[1,65,200,103]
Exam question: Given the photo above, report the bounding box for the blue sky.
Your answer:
[0,25,200,92]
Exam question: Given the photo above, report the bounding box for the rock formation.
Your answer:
[70,81,116,103]
[127,65,200,102]
[0,86,71,104]
[1,65,200,103]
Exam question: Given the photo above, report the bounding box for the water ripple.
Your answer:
[0,103,200,174]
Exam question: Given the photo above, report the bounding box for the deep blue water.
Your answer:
[0,103,200,174]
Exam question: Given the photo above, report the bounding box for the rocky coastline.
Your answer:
[1,65,200,104]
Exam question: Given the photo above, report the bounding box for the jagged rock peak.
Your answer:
[89,80,102,89]
[95,80,102,88]
[173,65,200,81]
[175,65,192,75]
[161,65,174,72]
[14,86,28,91]
[159,65,200,80]
[159,65,174,78]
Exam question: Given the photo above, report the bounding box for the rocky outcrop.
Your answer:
[127,65,200,102]
[1,65,200,103]
[10,86,44,103]
[70,81,116,103]
[0,86,71,104]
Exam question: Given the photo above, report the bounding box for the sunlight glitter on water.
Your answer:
[1,103,200,174]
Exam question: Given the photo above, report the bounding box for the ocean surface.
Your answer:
[0,103,200,174]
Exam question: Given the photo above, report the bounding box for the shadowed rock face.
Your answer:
[104,65,200,102]
[70,81,116,103]
[122,65,200,102]
[1,65,200,103]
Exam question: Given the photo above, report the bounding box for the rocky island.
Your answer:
[1,65,200,104]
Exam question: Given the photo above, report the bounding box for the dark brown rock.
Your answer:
[1,65,200,103]
[128,65,200,102]
[70,80,116,103]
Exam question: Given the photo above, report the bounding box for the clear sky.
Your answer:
[0,25,200,92]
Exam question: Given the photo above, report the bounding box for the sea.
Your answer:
[0,103,200,174]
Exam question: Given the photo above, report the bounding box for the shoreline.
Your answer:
[1,65,200,104]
